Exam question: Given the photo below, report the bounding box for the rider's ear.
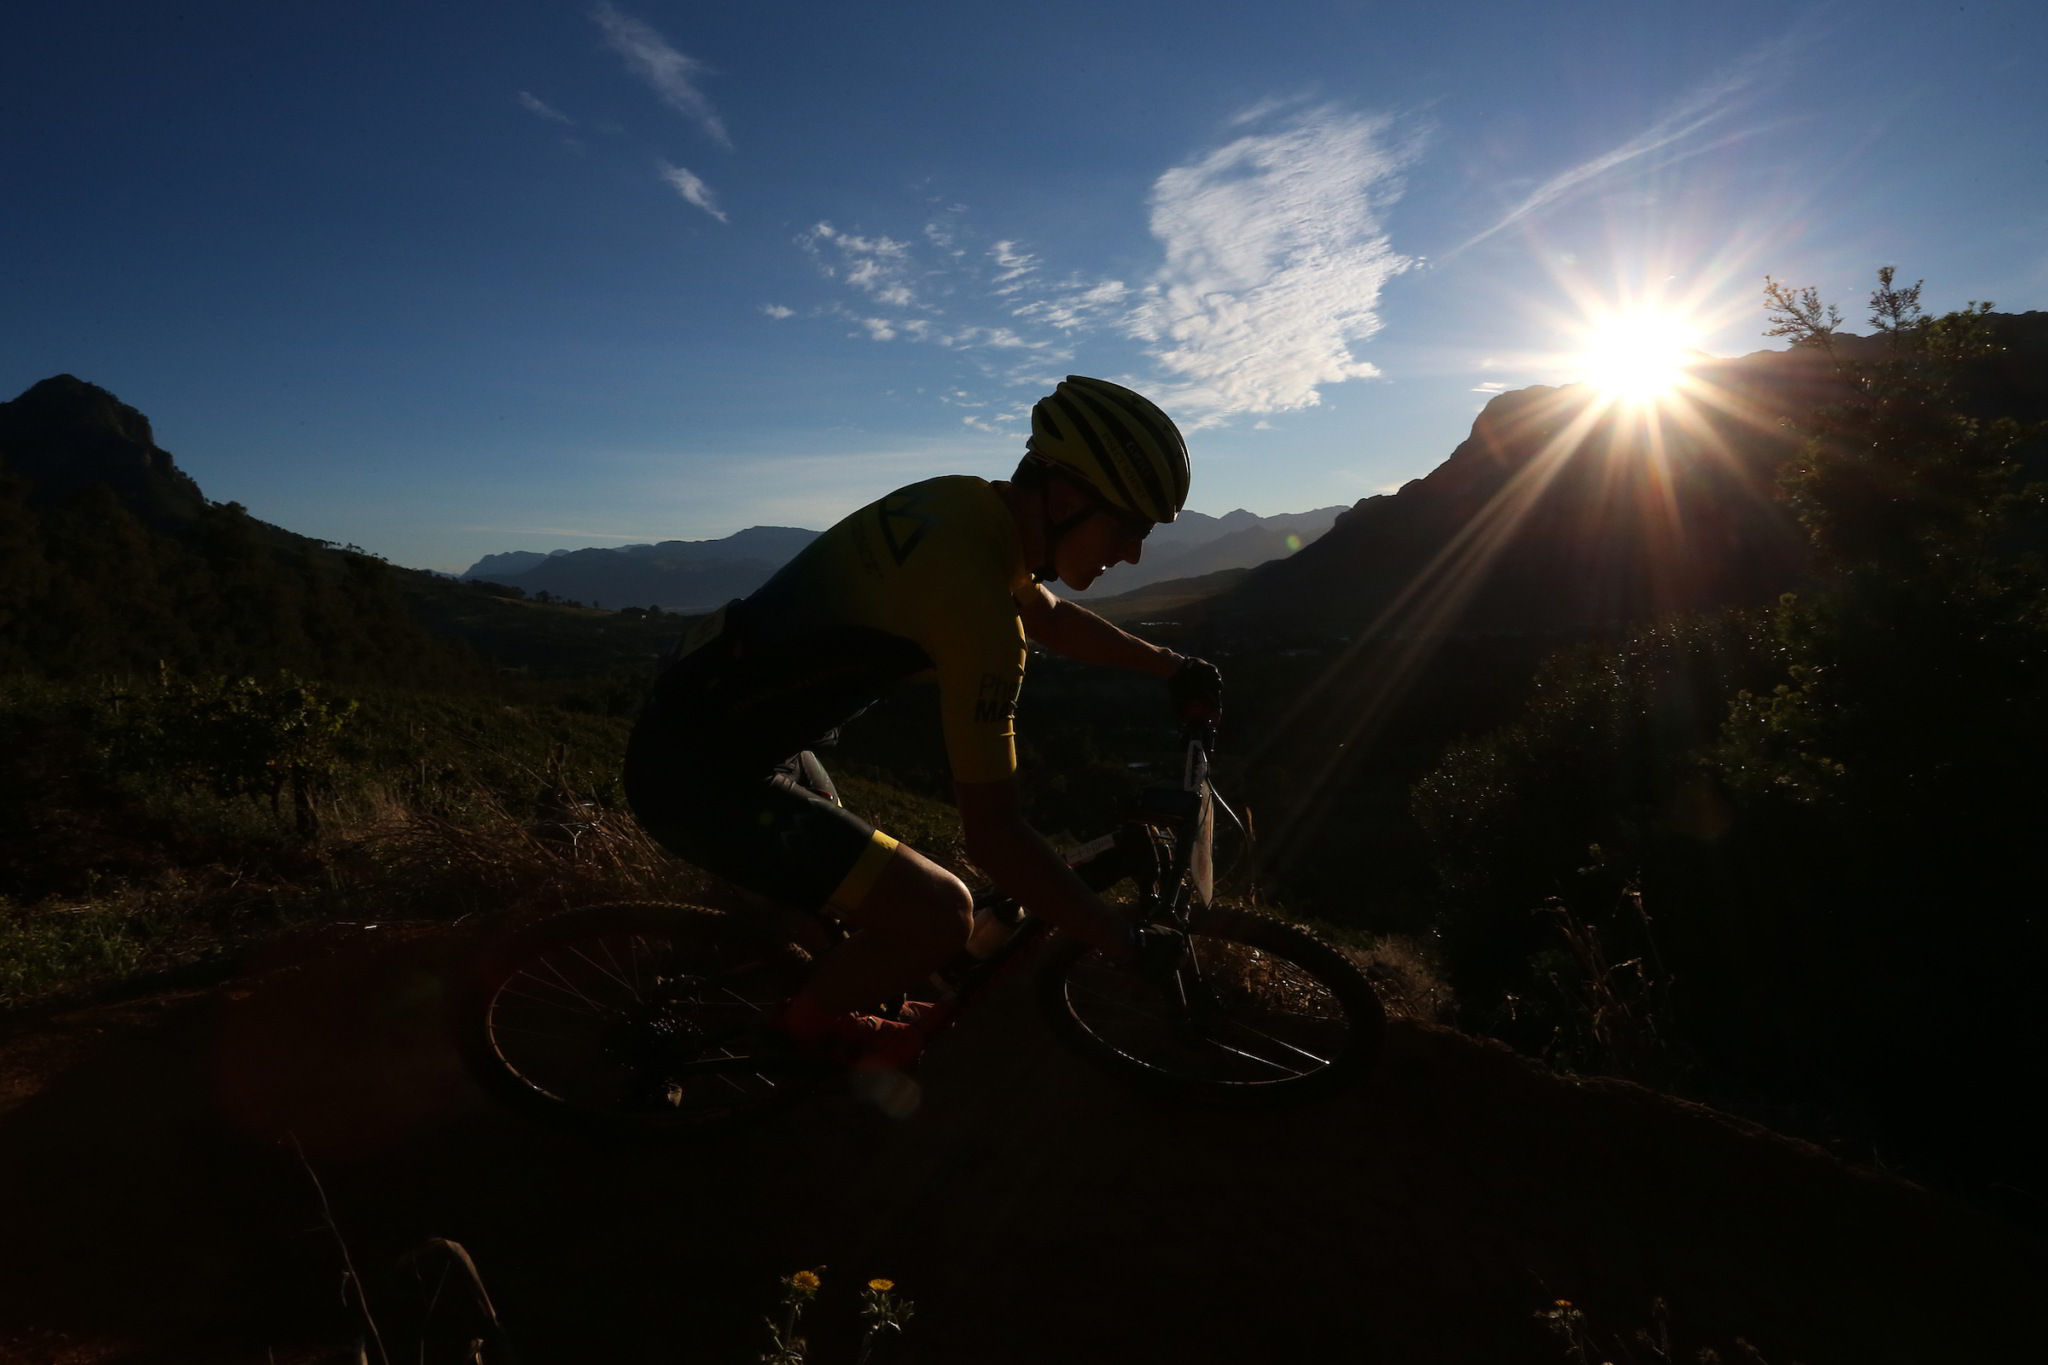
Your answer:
[1045,473,1092,519]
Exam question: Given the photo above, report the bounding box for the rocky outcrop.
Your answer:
[0,374,207,523]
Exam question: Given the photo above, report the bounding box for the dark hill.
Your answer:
[1206,314,2048,646]
[1149,315,2048,942]
[1207,353,1820,644]
[0,373,207,525]
[0,375,654,691]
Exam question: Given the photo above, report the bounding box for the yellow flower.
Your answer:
[791,1271,821,1291]
[868,1279,895,1293]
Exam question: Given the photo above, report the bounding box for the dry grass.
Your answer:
[0,760,977,1009]
[1340,933,1456,1023]
[341,784,711,921]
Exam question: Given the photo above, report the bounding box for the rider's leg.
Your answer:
[792,841,971,1017]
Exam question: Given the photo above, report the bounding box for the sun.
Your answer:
[1575,309,1703,405]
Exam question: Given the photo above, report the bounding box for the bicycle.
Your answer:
[456,718,1384,1137]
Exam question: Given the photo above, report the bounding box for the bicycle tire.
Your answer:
[1035,904,1383,1105]
[457,902,823,1138]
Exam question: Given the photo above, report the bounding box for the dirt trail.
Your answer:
[0,924,2037,1364]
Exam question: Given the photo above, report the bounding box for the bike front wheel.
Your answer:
[1035,905,1383,1105]
[458,902,822,1138]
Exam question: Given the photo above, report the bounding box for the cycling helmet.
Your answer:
[1027,376,1190,525]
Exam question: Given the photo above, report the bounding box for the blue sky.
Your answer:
[6,0,2043,572]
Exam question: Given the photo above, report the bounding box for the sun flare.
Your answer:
[1575,310,1702,405]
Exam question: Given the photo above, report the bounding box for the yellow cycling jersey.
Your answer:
[651,475,1030,784]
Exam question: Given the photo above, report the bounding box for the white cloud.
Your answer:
[1128,105,1416,420]
[781,103,1416,425]
[517,91,573,125]
[1473,381,1508,392]
[761,303,795,319]
[591,2,731,148]
[988,241,1040,293]
[1013,278,1130,331]
[802,222,918,307]
[658,161,727,222]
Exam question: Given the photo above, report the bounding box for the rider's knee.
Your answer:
[916,872,973,952]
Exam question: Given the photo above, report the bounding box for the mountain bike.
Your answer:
[456,719,1384,1137]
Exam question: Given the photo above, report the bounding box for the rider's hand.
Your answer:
[1167,655,1223,721]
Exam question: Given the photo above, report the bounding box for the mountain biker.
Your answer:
[623,375,1224,1069]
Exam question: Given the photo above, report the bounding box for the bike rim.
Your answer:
[483,927,808,1122]
[1055,934,1357,1088]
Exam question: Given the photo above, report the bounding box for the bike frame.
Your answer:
[903,718,1221,1041]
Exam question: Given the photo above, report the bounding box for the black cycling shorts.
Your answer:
[623,728,898,916]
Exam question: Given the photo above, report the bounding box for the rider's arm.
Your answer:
[954,775,1135,960]
[1013,583,1182,677]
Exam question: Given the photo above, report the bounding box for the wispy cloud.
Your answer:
[1449,32,1809,255]
[785,103,1416,426]
[659,161,727,222]
[517,91,574,125]
[591,1,730,148]
[988,241,1039,293]
[761,303,795,319]
[801,223,918,307]
[1128,105,1416,420]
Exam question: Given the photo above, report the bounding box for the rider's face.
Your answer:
[1055,496,1150,591]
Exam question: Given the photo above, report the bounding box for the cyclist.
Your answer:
[623,375,1222,1068]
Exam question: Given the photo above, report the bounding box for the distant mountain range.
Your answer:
[459,503,1348,610]
[459,527,822,611]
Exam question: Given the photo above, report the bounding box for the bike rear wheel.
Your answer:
[458,902,822,1138]
[1035,905,1382,1105]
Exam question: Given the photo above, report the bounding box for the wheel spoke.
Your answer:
[469,908,821,1132]
[1045,918,1377,1096]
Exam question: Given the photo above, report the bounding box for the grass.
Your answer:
[0,732,973,1009]
[0,888,192,1001]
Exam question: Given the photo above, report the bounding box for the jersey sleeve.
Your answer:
[923,575,1026,785]
[900,490,1027,785]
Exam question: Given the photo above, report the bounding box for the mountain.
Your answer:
[1200,314,2048,646]
[1056,504,1347,599]
[0,375,644,690]
[0,374,208,525]
[460,526,822,611]
[465,508,1340,611]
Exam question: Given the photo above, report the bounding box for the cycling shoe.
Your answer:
[777,997,931,1073]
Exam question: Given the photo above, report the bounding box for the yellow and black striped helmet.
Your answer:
[1027,375,1190,525]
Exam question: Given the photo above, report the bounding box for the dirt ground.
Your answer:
[0,922,2038,1364]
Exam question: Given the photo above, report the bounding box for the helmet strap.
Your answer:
[1032,473,1096,583]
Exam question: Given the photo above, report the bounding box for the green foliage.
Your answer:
[0,891,186,1001]
[1717,272,2048,823]
[0,477,486,689]
[1411,272,2048,1185]
[96,670,357,835]
[1762,268,2036,576]
[1410,612,1776,1001]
